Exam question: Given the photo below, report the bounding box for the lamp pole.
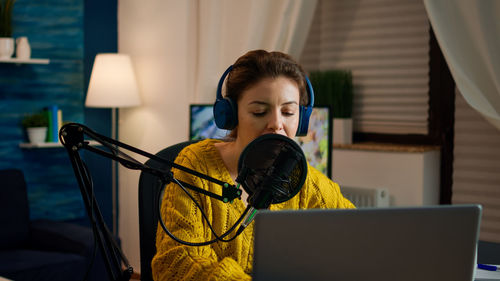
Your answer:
[112,107,118,235]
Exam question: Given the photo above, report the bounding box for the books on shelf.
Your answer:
[44,105,62,143]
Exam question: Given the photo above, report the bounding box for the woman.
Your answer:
[152,50,355,281]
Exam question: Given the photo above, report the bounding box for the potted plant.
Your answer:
[22,111,48,144]
[0,0,15,59]
[309,70,354,144]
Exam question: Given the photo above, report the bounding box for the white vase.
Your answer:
[16,36,31,60]
[333,118,353,145]
[0,37,14,59]
[27,127,48,144]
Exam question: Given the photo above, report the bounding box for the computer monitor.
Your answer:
[189,104,332,177]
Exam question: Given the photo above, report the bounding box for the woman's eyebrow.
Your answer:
[281,101,299,106]
[247,101,298,106]
[248,101,268,106]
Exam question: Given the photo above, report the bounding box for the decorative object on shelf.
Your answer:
[0,37,13,58]
[15,36,30,59]
[309,70,353,144]
[21,111,49,144]
[85,53,141,235]
[0,0,15,59]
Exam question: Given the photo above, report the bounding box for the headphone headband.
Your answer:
[216,65,233,102]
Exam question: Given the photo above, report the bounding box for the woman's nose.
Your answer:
[267,110,283,133]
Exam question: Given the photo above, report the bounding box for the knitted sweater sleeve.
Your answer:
[151,145,251,281]
[301,166,356,209]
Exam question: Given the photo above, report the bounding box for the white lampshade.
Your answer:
[85,53,141,108]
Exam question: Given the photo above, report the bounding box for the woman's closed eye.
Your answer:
[252,110,296,117]
[252,111,266,117]
[281,105,299,117]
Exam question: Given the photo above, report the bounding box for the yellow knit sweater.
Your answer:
[152,139,355,281]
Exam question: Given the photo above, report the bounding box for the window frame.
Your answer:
[353,27,456,204]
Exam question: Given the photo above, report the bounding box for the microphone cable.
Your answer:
[156,134,307,246]
[157,177,252,246]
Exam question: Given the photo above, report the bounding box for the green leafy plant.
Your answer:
[21,112,48,128]
[0,0,15,37]
[309,70,353,118]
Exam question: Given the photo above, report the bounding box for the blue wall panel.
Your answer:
[0,0,87,221]
[82,0,118,230]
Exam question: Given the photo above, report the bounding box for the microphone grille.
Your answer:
[237,134,307,205]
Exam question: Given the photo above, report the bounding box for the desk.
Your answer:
[475,266,500,280]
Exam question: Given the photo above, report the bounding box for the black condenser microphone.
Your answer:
[236,134,308,227]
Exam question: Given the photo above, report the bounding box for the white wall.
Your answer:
[118,0,197,271]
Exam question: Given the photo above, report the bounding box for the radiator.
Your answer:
[341,186,390,208]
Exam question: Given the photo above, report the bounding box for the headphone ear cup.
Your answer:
[296,105,312,137]
[214,65,237,130]
[296,75,315,136]
[214,97,238,130]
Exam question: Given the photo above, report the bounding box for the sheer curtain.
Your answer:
[193,0,317,103]
[424,0,500,129]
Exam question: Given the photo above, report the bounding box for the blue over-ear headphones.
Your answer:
[213,65,315,136]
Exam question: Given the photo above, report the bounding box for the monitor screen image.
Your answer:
[189,105,231,140]
[189,104,332,177]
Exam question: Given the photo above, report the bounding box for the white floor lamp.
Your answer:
[85,53,141,235]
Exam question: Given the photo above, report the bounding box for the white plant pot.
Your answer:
[0,37,14,59]
[27,127,48,144]
[333,118,353,145]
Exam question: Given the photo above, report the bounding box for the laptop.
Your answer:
[253,205,482,281]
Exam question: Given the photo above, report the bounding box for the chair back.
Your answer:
[138,140,199,281]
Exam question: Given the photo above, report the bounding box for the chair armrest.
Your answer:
[29,219,94,256]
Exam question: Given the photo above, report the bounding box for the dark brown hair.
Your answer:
[224,50,309,106]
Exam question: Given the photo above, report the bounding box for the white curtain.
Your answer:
[424,0,500,129]
[193,0,317,103]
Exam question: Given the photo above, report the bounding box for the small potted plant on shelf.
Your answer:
[309,70,353,144]
[0,0,15,59]
[22,111,48,144]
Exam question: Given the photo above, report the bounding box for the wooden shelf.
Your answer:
[333,142,441,153]
[19,140,101,149]
[0,58,50,64]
